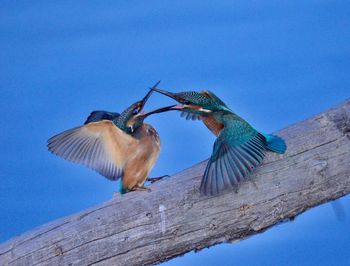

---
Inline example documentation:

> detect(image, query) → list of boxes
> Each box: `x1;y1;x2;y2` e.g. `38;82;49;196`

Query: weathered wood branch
1;99;350;266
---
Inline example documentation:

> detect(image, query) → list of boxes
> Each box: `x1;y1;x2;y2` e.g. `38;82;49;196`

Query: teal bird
48;82;174;194
152;88;287;195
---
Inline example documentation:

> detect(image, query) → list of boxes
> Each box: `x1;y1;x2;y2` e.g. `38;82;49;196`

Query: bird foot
146;175;170;183
131;186;151;192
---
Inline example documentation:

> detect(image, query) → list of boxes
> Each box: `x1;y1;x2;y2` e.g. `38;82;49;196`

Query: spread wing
200;120;267;195
47;120;134;180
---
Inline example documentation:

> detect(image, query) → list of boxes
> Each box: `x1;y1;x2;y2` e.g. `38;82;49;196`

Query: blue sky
0;1;349;265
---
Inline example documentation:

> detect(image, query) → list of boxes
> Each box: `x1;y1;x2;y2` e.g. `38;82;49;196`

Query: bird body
120;123;161;192
152;88;287;195
48;84;172;193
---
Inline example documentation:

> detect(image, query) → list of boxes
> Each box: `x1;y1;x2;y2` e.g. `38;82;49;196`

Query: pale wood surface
1;99;350;266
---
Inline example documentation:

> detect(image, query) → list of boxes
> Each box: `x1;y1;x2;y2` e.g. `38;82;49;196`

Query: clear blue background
1;1;349;265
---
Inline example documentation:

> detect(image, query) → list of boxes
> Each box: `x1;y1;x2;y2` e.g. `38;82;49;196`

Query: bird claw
146;175;170;183
131;186;151;192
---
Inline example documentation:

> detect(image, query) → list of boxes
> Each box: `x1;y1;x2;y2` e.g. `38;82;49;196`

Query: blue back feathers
84;111;120;124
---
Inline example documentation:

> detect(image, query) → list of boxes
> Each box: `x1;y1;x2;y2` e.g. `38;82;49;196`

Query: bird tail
262;133;287;154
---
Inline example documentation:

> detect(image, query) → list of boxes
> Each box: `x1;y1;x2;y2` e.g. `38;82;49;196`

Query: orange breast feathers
122;124;161;189
200;115;224;136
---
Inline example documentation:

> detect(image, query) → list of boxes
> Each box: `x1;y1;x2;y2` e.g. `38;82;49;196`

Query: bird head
120;81;176;133
151;88;232;115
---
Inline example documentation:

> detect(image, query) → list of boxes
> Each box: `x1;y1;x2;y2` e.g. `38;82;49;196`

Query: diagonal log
1;99;350;266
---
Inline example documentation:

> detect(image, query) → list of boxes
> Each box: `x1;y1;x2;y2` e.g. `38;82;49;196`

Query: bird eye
183;100;191;105
132;108;139;115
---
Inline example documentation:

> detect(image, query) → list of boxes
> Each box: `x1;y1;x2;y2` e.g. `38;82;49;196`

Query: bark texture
1;99;350;266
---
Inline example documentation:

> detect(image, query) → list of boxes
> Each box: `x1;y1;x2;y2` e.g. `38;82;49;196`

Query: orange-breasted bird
47;83;174;194
152;88;287;195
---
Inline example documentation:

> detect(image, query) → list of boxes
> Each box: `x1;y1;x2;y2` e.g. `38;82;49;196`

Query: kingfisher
152;88;287;195
47;82;174;194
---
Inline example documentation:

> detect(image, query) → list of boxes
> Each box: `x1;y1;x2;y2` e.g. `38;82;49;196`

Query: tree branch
1;99;350;266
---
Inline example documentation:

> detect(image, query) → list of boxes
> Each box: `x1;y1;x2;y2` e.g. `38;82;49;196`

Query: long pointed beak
150;80;161;90
139;80;161;110
140;89;153;110
138;104;179;119
151;87;178;101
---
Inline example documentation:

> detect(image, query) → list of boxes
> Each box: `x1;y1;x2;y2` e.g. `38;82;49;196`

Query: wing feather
200;120;267;195
180;111;201;121
48;120;134;181
223;151;237;186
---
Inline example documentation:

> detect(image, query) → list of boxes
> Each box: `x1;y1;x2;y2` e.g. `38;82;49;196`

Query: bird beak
138;104;179;119
140;89;153;110
139;81;162;111
151;87;189;110
151;87;178;101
